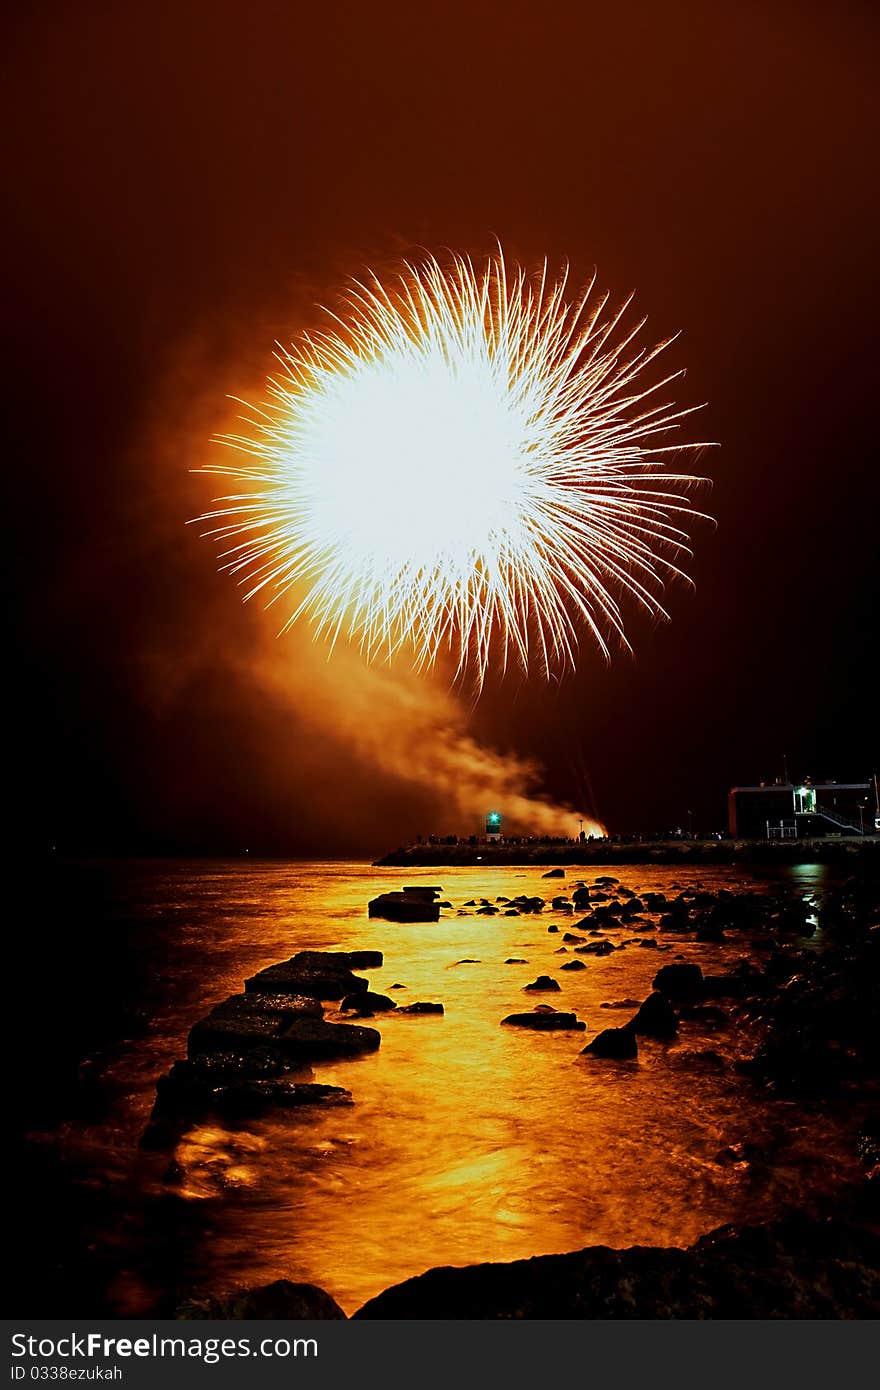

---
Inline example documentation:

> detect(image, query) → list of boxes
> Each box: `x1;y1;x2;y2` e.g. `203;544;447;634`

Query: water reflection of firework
198;250;714;686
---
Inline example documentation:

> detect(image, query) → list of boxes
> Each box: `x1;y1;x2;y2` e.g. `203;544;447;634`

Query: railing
796;806;866;835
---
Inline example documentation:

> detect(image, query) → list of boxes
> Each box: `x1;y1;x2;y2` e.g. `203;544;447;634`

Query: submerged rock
397;1001;444;1015
501;1009;585;1031
339;991;397;1015
574;940;616;957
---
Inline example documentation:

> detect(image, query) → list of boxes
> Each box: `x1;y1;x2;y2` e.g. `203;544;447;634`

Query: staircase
796;806;866;835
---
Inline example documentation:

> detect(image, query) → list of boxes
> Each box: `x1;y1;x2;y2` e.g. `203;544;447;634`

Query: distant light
488;812;501;824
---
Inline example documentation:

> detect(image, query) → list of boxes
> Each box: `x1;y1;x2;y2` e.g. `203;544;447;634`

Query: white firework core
199;251;712;684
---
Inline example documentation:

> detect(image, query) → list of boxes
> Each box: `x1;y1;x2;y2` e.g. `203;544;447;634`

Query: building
728;779;877;839
485;811;502;841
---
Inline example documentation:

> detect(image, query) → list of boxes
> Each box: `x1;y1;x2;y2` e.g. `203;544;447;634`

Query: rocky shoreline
374;838;880;868
150;867;880;1318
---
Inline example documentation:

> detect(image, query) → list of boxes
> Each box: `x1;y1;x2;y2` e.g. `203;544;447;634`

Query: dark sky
5;1;878;855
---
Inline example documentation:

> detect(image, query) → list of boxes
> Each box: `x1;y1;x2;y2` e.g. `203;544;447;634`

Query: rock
715;1142;766;1167
628;991;678;1039
637;938;659;948
353;1218;880;1318
503;910;521;916
279;1019;381;1059
245;961;369;1000
668;1048;726;1071
560;960;587;971
368;887;441;922
505;958;528;964
476;906;499;915
524;976;561;992
206;1079;354;1117
397;1001;444;1014
142;1052;351;1146
574;940;616;956
292;950;383;971
389;982;406;989
547;925;559;933
179;1279;347;1320
652;963;704;1002
340;991;397;1014
452;959;481;965
562;932;586;943
600;999;642;1010
542;868;565;878
678;1003;730;1027
501;1009;585;1031
552;897;573;911
582;1026;638;1059
188;993;322;1057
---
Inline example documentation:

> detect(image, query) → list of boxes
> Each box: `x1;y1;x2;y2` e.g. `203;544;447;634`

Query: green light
488;812;501;824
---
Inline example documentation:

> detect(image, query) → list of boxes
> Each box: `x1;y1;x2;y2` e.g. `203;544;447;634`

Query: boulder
652;963;705;1002
582;1026;638;1059
524;976;561;992
279;1019;380;1059
368;887;441;922
542;869;565;878
560;960;587;971
628;992;678;1039
397;1001;444;1014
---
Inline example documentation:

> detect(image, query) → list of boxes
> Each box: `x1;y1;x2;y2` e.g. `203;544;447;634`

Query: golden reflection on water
96;860;855;1314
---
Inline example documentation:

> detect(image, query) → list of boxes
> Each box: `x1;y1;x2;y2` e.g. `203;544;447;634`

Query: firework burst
197;250;714;684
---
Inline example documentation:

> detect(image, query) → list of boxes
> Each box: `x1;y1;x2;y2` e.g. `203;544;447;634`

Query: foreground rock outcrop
354;1217;880;1318
179;1279;347;1320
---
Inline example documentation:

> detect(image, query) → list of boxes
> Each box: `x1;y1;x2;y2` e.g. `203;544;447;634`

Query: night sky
6;1;877;855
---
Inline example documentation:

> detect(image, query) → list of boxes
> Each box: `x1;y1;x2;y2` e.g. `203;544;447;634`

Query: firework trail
197;250;713;686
